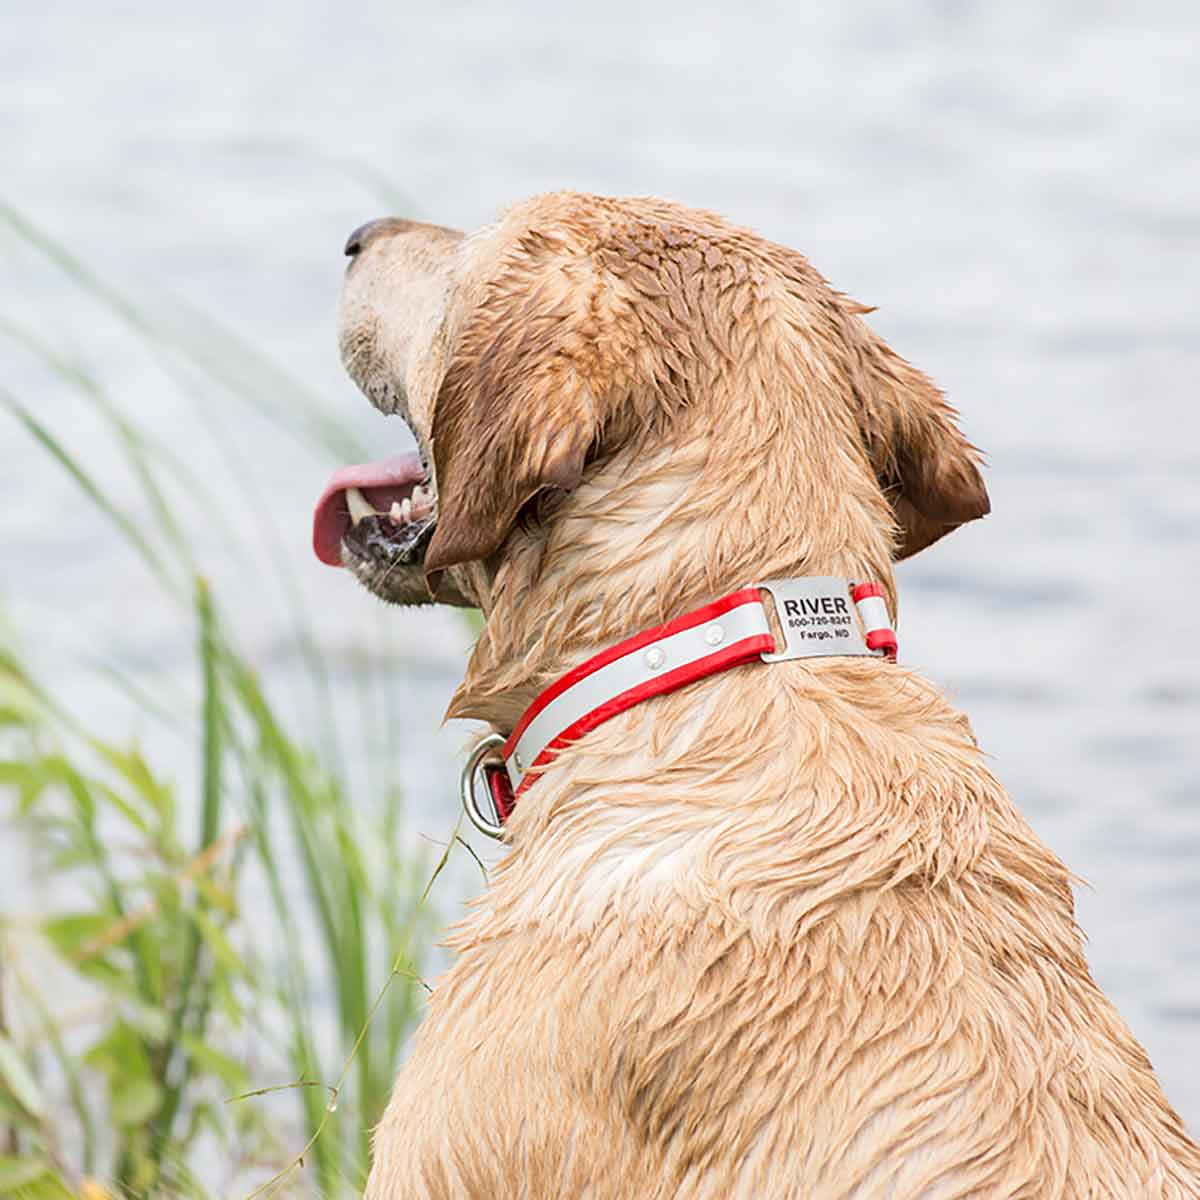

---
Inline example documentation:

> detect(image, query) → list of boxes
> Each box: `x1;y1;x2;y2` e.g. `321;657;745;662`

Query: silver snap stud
644;646;666;670
704;623;725;646
513;751;524;771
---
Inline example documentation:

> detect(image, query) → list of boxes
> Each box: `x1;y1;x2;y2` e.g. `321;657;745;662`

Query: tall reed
0;203;471;1198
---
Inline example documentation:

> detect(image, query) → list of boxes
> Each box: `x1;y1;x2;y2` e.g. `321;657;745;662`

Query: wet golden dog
317;193;1200;1198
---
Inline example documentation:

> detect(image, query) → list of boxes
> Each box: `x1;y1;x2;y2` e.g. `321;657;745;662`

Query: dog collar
460;577;897;838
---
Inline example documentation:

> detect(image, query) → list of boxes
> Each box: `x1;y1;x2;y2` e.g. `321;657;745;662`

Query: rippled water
4;0;1198;1129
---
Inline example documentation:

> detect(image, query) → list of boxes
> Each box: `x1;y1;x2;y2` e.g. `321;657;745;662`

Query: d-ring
460;733;508;839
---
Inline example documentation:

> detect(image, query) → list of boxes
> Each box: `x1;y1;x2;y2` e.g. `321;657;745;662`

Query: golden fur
335;192;1200;1198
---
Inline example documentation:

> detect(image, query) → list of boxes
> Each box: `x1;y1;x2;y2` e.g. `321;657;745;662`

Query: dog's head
316;193;988;636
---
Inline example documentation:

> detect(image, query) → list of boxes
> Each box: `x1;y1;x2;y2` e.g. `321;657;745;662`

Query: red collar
460;578;896;837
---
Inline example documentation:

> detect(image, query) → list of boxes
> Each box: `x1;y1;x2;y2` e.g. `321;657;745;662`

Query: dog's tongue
312;452;426;567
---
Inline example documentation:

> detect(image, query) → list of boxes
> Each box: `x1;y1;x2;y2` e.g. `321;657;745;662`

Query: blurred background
2;1;1197;1195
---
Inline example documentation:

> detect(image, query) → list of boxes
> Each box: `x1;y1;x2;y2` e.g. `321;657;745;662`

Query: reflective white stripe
854;593;891;634
506;601;770;792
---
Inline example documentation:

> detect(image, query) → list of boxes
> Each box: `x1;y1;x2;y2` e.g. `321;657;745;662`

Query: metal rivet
644;646;666;670
513;751;524;771
704;623;725;646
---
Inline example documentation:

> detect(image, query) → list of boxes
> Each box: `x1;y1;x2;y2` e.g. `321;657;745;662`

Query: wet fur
338;193;1200;1197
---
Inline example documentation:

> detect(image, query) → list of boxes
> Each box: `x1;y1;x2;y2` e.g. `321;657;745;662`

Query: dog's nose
343;218;398;259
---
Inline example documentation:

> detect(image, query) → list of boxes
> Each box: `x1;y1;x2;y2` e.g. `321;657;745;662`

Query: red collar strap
460;577;896;838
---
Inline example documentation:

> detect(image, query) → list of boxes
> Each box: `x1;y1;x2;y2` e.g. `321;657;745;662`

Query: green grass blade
152;578;226;1171
0;388;177;594
0;200;366;463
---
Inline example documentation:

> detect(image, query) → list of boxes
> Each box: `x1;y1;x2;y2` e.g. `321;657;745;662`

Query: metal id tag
756;577;872;662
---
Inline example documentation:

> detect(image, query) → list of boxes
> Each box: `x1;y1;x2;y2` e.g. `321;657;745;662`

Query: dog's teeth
400;498;413;523
345;487;375;526
389;501;405;523
410;485;434;520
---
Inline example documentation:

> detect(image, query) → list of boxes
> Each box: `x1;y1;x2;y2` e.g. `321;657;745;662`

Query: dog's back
368;664;1200;1198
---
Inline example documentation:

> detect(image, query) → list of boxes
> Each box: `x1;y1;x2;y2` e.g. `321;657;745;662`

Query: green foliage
0;203;471;1197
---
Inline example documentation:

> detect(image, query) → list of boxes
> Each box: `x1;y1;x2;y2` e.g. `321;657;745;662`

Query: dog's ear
424;255;610;586
848;324;990;559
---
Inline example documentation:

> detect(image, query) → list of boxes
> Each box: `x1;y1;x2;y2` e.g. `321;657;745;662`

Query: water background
3;0;1199;1129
